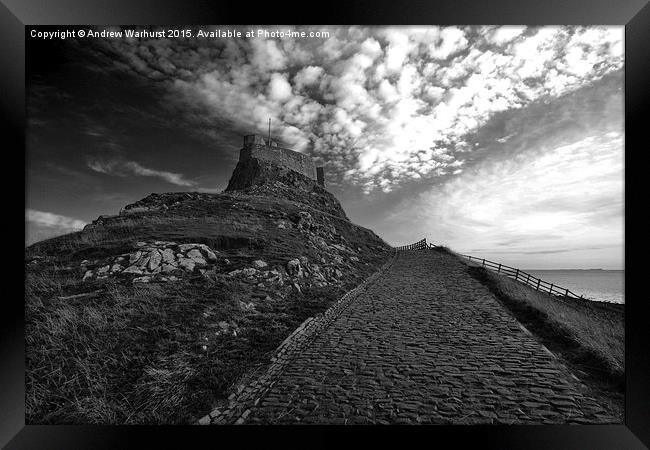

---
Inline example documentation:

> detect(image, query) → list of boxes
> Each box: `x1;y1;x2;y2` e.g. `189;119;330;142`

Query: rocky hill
25;157;392;424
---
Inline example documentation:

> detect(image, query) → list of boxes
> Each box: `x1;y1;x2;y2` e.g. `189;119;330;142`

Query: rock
242;268;257;276
133;276;152;283
350;256;359;262
239;300;256;312
193;244;218;262
110;264;123;273
277;219;292;229
179;243;198;252
202;248;218;262
178;258;196;272
334;269;343;278
298;256;308;266
82;270;94;281
228;269;242;277
129;251;142;265
154;240;175;246
97;265;110;274
292;282;302;293
252;260;268;269
161;248;175;264
187;249;207;265
135;242;147;247
148;250;162;271
286;259;301;276
297;211;314;229
136;255;151;268
224;259;231;265
161;263;176;274
123;265;144;275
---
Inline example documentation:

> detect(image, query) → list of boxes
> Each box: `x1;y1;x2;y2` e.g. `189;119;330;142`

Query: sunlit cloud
80;25;623;193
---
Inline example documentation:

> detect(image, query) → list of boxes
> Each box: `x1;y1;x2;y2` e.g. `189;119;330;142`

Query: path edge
196;250;398;425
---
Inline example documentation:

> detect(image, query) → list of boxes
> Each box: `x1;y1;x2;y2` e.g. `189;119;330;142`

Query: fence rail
460;254;587;300
395;239;589;301
395;238;429;251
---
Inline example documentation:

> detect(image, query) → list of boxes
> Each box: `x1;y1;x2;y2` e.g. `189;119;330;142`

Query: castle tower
239;134;319;182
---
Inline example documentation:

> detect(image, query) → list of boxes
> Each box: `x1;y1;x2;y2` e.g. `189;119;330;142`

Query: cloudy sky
26;25;624;269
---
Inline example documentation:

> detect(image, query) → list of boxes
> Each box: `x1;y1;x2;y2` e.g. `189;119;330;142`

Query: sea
523;270;624;304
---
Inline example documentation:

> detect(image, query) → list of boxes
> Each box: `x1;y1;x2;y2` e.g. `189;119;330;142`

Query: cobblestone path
243;250;617;424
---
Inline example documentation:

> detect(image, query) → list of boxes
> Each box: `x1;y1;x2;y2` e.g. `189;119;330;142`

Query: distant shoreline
524;269;624;272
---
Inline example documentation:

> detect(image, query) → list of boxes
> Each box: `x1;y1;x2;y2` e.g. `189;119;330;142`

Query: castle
239;134;325;187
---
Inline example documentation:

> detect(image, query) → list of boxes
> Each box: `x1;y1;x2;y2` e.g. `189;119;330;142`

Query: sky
26;25;624;269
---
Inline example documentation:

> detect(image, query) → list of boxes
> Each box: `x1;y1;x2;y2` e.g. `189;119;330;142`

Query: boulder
179;243;198;252
187;249;207;265
148;250;162;271
82;270;94;281
242;267;257;277
110;264;123;273
123;265;144;275
286;259;301;276
161;248;175;264
252;260;268;269
129;251;142;265
161;263;176;274
178;258;196;272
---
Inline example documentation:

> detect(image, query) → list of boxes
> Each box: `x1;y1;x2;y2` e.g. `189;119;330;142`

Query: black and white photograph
20;22;630;429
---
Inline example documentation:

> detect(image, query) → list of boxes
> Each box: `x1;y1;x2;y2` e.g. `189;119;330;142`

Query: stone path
238;250;617;424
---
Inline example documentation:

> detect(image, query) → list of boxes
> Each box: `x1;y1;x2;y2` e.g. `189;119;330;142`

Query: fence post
549;283;554;294
497;264;501;273
536;279;541;290
565;288;569;298
515;269;519;280
482;259;485;266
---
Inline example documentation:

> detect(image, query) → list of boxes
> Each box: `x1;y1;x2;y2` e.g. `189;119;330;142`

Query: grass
25;190;392;424
463;261;624;417
25;265;349;424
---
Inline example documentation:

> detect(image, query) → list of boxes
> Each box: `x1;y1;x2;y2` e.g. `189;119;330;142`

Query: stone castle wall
240;140;317;181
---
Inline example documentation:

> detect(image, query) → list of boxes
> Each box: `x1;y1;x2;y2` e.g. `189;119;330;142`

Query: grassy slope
25;192;391;424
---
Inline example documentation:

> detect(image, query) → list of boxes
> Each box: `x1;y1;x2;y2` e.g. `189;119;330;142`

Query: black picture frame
4;0;648;448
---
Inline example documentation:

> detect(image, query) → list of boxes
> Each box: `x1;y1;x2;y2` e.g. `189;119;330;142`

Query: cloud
87;157;196;186
380;131;623;267
26;209;87;231
267;73;293;102
487;26;526;45
79;25;623;194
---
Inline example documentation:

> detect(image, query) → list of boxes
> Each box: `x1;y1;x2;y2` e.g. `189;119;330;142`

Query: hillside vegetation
25;160;392;424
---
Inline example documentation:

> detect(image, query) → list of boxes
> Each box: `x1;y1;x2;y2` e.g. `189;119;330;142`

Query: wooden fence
395;239;589;301
460;254;588;300
395;238;429;251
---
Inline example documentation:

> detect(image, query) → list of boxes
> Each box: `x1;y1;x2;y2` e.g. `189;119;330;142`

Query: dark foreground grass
463;261;624;417
25;264;344;424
